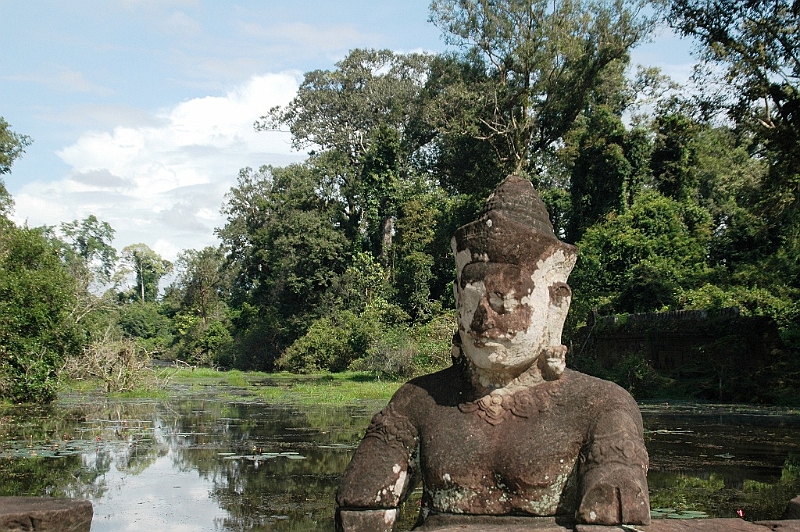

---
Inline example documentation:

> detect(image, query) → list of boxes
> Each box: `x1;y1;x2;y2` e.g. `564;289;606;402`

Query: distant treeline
1;0;798;403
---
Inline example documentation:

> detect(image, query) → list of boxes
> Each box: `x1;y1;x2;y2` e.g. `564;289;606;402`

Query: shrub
63;329;169;393
277;310;380;373
350;311;455;379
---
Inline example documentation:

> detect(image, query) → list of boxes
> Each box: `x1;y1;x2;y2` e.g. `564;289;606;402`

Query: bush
277;309;381;373
118;302;173;355
171;313;234;367
350;311;455;379
63;329;170;393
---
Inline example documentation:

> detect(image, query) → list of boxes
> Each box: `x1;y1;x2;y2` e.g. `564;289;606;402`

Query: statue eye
488;292;505;313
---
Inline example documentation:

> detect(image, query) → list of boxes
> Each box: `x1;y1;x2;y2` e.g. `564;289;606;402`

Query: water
2;387;800;530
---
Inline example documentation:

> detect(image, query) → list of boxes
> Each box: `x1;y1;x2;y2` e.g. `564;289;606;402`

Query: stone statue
336;176;650;531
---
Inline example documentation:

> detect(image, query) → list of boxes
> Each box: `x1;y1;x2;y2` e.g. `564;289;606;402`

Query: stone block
335;509;397;532
782;496;800;519
576;518;778;531
0;497;92;532
755;519;800;531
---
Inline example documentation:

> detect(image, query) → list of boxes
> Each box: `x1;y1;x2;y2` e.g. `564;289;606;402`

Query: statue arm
576;393;651;525
336;395;420;532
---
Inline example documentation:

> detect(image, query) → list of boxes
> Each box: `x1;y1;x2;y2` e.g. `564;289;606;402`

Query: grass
253;373;402;404
61;368;404;405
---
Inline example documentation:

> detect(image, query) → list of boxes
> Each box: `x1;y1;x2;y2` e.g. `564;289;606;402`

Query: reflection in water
2;394;800;530
642;401;800;520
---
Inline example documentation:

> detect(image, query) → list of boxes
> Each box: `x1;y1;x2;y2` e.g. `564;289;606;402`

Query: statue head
451;175;577;385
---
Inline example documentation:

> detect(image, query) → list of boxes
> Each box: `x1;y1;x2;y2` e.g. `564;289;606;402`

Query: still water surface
2;383;800;530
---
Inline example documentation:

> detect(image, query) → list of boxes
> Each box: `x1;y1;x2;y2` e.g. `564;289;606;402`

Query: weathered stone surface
415;514;572;530
407;517;800;531
577;519;800;531
335;508;397;532
782;496;800;519
0;496;92;532
337;176;650;530
756;519;800;530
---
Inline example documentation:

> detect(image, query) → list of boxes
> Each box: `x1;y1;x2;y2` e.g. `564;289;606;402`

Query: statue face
456;255;572;374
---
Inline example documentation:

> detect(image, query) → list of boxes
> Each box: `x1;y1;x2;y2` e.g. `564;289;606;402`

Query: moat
2;381;800;531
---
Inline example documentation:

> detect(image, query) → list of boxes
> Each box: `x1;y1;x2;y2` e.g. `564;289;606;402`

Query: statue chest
418;402;584;516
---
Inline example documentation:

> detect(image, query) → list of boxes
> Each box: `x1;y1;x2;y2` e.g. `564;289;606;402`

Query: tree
218;164;350;367
668;0;800;265
261;49;434;263
174;247;227;327
0;225;83;402
569;191;713;323
55;216;119;327
119;244;172;303
428;0;657;177
668;0;799;133
565;106;636;242
60;215;117;282
0;117;32;216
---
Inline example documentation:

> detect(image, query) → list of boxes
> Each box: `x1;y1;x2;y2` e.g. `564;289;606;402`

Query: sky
0;0;695;261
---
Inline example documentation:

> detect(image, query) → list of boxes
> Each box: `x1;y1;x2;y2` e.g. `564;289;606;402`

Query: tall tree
260;49;434;262
218;164;350;366
57;216;118;326
428;0;657;177
565;106;634;242
60;215;118;282
120;244;172;303
175;246;227;327
0;117;32;216
668;0;800;253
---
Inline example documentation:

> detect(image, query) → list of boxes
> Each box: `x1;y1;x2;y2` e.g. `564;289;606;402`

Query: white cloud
12;72;305;260
5;68;113;95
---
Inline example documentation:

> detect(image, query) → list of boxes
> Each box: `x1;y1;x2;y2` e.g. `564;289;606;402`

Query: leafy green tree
0;225;83;402
393;189;443;320
119;243;172;303
336;251;393;313
168;247;233;366
117;301;172;355
569;190;713;325
56;216;119;328
650;104;701;202
174;247;227;327
60;215;117;282
565;106;634;242
218;164;350;368
0;117;32;217
668;0;800;288
428;0;657;177
261;49;434;261
422;53;515;198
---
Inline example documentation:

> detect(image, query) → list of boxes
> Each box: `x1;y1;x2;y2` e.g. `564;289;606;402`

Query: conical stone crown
479;175;556;238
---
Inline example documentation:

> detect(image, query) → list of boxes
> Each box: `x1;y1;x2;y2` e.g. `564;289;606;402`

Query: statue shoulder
387;366;464;412
562;369;641;413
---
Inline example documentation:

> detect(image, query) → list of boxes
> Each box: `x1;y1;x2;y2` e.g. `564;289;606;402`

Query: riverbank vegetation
61;368;403;405
2;0;799;404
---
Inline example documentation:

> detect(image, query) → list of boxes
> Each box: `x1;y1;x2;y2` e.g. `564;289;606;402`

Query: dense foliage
2;0;799;403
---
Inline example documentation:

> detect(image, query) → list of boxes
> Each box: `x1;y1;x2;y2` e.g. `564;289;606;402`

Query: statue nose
470;299;497;336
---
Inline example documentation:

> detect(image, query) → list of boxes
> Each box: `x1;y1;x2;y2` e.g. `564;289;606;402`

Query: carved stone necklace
450;338;564;425
458;384;560;425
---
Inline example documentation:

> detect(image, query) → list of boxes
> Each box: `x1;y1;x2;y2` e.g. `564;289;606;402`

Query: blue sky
0;0;694;260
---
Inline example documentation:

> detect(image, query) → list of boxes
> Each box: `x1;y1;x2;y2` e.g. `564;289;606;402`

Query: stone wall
572;308;788;401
